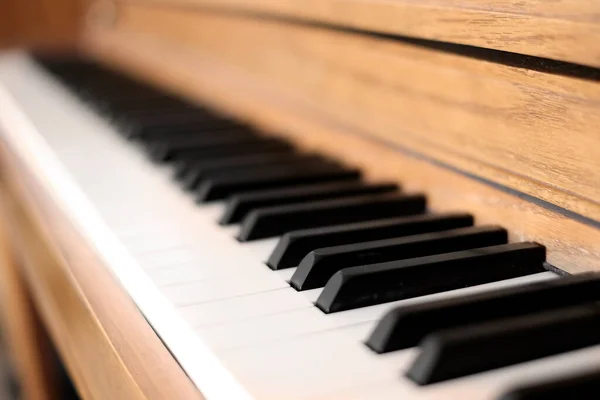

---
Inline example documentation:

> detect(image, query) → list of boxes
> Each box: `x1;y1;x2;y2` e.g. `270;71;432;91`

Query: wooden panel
0;0;83;50
83;18;600;274
121;0;600;68
0;139;204;399
86;4;600;222
0;207;61;400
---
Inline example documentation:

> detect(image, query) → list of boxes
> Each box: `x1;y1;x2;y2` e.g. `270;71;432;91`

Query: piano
0;2;598;399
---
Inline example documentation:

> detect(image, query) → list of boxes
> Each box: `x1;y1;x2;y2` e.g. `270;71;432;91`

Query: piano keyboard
0;52;599;399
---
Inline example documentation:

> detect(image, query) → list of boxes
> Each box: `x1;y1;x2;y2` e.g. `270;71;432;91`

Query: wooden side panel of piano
0;1;598;398
0;120;204;398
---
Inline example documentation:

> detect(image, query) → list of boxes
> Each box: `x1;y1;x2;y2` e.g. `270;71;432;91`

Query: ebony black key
100;98;198;116
149;135;277;162
169;140;295;165
407;303;600;385
126;119;247;141
291;225;508;291
174;150;293;182
129;124;249;143
182;154;328;191
499;371;600;400
367;273;600;354
316;242;546;313
117;111;219;128
267;213;474;270
96;95;192;113
114;106;212;121
238;193;426;241
140;130;252;150
170;138;294;164
197;164;363;203
117;112;233;130
143;129;254;154
220;181;398;225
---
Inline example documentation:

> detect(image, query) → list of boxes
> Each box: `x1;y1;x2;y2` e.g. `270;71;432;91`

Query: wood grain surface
120;0;600;68
83;21;600;274
86;4;600;222
0;138;204;400
0;0;82;50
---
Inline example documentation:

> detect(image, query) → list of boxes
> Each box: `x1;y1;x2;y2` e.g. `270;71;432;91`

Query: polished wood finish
83;19;600;274
0;138;204;400
124;0;600;68
85;4;600;223
0;207;61;400
0;0;83;50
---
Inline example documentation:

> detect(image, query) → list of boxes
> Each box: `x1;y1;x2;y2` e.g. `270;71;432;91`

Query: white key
161;270;288;306
275;268;297;282
180;288;313;327
220;330;413;399
302;287;323;303
196;307;337;350
239;237;280;261
148;262;253;287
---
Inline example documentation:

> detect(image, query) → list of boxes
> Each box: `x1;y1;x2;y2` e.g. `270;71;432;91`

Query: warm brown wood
121;0;600;68
0;139;204;399
83;19;600;274
0;203;62;400
85;4;600;223
0;0;83;50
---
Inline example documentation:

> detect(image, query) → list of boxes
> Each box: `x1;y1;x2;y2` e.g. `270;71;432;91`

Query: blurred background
0;0;82;51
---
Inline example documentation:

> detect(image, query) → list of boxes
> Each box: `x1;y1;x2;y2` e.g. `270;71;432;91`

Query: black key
238;193;426;241
220;181;399;224
291;226;508;291
118;111;219;128
267;213;474;270
100;96;195;114
173;150;293;181
316;242;546;313
149;135;274;162
133;125;249;144
159;137;293;163
175;149;306;182
141;130;252;151
407;302;600;385
197;164;362;203
182;154;328;191
367;272;600;353
499;371;600;400
114;106;212;120
127;120;247;141
169;140;294;165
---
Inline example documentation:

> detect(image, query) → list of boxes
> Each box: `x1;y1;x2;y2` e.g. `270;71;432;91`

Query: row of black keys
38;58;600;398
